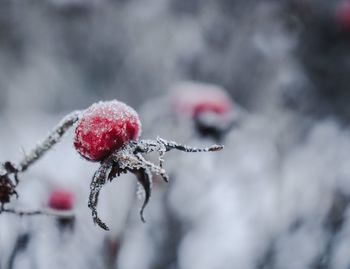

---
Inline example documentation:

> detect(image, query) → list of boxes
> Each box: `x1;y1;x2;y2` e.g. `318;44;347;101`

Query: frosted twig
88;156;114;231
157;137;224;152
133;166;152;223
0;110;81;216
1;207;75;218
18;110;81;172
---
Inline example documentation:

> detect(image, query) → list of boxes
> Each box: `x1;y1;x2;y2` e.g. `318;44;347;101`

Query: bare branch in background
1;207;75;218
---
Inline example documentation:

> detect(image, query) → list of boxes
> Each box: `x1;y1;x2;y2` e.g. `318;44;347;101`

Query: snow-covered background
1;0;350;268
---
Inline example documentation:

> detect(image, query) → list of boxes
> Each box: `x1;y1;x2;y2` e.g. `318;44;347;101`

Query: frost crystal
74;100;142;161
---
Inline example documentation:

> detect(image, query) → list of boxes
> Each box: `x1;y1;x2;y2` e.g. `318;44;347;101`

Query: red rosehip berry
74;100;141;161
48;188;74;210
171;82;232;118
336;1;350;30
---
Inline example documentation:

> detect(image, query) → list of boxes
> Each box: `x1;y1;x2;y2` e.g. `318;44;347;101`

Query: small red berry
74;100;141;161
171;82;232;117
48;188;74;210
336;1;350;30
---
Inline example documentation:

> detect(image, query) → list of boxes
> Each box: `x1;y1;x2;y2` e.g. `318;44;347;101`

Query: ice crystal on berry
74;100;141;161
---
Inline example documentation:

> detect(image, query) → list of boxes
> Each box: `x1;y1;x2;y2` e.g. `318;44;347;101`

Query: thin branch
134;138;223;155
157;137;224;153
0;111;82;214
1;207;75;218
18;110;81;172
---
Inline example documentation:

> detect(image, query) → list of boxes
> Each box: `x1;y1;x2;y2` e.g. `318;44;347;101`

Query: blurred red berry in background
48;188;74;211
336;0;350;30
171;82;232;118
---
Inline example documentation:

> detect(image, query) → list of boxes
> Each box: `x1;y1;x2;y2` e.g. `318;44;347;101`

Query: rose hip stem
0;110;81;216
18;110;81;173
2;208;75;218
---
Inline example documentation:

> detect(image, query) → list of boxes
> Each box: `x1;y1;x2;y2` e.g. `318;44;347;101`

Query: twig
1;207;75;218
18;110;81;172
0;111;82;213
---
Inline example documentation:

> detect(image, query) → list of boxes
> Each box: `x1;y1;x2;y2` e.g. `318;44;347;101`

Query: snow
1;0;350;268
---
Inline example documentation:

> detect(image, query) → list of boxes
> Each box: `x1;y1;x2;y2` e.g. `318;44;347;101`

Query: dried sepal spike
2;207;75;218
87;139;222;230
19;110;81;172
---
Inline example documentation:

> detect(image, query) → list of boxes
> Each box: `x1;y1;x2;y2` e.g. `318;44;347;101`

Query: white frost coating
18;110;81;172
79;100;142;137
74;100;142;160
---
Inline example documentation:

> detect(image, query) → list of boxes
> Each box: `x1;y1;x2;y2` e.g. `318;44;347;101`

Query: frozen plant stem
1;207;75;218
0;110;81;215
18;110;81;172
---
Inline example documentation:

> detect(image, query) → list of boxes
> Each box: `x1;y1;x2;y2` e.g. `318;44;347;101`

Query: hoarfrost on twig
0;110;81;216
1;207;75;218
18;110;81;172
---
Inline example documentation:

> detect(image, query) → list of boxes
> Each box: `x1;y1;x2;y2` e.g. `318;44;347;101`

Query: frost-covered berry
48;188;74;210
74;100;141;161
171;82;232;117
